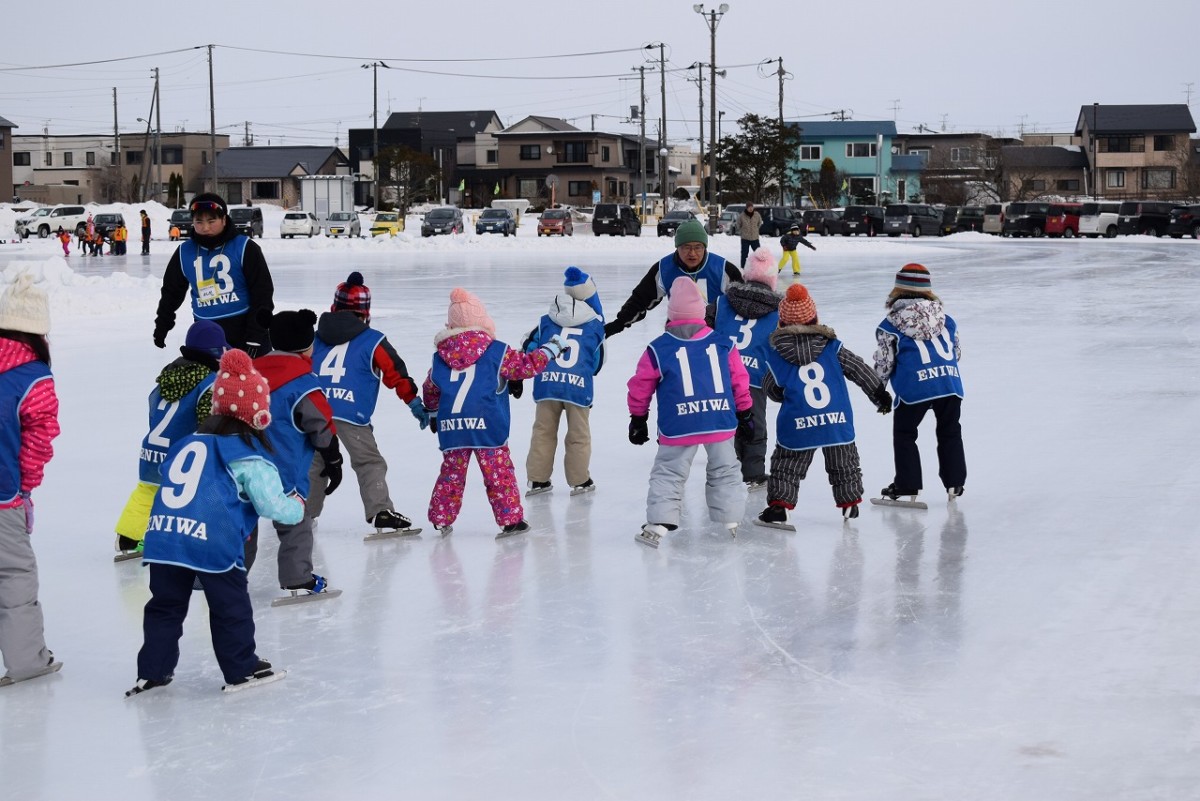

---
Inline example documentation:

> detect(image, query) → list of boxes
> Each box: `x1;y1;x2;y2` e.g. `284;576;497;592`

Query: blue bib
531;316;605;407
262;371;323;497
142;433;267;573
658;252;730;304
714;297;778;388
878;316;964;406
431;340;509;450
0;362;52;503
138;374;216;483
312;330;386;426
647;330;737;438
180;236;251;320
767;342;856;450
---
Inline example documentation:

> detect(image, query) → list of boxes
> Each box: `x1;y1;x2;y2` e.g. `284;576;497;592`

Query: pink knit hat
666;276;706;322
211;349;272;430
743;247;777;291
446;287;495;337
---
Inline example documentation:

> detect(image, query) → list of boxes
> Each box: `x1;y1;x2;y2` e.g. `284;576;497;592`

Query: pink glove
20;491;33;534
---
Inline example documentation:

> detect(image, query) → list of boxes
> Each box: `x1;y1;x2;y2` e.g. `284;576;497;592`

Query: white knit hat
0;273;51;335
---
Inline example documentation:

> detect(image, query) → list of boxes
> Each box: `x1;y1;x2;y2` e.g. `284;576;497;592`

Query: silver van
1078;202;1121;238
982;203;1008;235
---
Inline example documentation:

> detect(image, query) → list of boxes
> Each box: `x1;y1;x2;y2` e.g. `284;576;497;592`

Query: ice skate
569;478;596;496
525;481;553;497
113;535;143;563
363;510;422;541
221;659;287;693
744;476;768;492
271;574;343;607
754;504;795;532
2;654;63;688
124;676;171;697
841;503;860;520
497;520;531;539
725;522;738;539
635;523;670;549
870;483;928;510
947;486;965;501
436;524;454;538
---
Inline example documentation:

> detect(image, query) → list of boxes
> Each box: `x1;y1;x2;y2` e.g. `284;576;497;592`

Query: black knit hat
268;309;318;353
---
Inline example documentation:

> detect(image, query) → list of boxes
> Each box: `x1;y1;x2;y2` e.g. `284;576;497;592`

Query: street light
695;3;728;233
362;61;391;209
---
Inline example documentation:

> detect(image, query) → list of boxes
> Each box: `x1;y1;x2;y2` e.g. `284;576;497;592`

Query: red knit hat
211;349;272;430
332;271;371;321
778;283;817;326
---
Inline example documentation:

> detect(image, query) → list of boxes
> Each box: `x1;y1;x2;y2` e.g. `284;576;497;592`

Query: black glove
317;442;343;495
871;386;893;414
805;242;818;251
604;320;624;339
153;329;167;349
736;408;755;440
628;414;650;445
428;414;439;435
507;380;524;399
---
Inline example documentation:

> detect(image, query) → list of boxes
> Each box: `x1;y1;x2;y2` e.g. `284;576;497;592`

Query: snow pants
733;385;768;482
892;396;966;491
646;437;743;528
0;506;52;681
777;249;801;275
525;400;592;487
306;422;395;523
137;563;258;685
766;442;864;509
114;481;157;542
429;445;524;529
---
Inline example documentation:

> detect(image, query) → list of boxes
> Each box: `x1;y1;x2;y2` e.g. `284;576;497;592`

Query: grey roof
1076;104;1196;135
0;115;16;128
1002;145;1089;168
382;110;501;135
503;115;580;133
215;146;346;179
788;120;898;138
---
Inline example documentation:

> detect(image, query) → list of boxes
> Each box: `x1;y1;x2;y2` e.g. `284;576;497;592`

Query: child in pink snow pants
422;288;568;537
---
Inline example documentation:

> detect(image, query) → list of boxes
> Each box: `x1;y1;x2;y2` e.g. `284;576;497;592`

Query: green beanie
674;218;708;248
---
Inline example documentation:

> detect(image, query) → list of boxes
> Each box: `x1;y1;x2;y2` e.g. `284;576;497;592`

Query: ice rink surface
1;219;1197;800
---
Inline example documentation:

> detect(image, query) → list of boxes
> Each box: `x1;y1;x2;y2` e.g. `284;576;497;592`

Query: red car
1045;202;1082;238
537;208;574;237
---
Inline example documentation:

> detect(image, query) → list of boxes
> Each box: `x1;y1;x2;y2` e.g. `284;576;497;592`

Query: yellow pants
114;481;158;542
778;250;801;274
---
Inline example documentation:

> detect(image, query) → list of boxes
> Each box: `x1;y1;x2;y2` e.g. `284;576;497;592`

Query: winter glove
317;442;344;496
428;413;439;435
20;491;32;534
407;398;430;430
871;385;894;414
805;241;817;251
604;320;624;339
736;409;755;440
539;334;570;362
153;329;167;349
628;414;650;446
507;380;524;399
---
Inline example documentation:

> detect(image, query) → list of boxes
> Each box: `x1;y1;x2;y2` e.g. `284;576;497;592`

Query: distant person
736;202;764;268
113;222;128;255
778;223;816;275
153;193;275;355
140;209;151;255
56;227;70;257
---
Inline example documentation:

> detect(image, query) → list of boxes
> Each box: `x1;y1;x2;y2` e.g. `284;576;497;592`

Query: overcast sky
2;0;1195;148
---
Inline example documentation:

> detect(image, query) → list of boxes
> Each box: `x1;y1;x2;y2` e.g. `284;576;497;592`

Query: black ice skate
569;479;596;496
754;504;795;532
272;574;343;607
497;520;531;539
870;483;928;510
113;535;143;563
124;675;172;698
525;481;553;497
947;486;965;501
841;503;860;520
221;659;287;694
364;510;422;542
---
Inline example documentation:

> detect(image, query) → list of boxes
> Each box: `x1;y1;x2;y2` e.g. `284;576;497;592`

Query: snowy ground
0;221;1197;801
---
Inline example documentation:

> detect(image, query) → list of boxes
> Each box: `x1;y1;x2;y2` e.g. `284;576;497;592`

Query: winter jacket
0;338;59;509
764;323;890;411
735;209;764;241
316;310;419;404
421;329;552;412
872;297;961;381
780;231;814;252
253;353;337;452
626;320;752;446
609;251;742;333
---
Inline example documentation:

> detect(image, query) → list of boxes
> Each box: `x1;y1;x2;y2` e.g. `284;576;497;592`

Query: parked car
16;204;88;239
982;202;1008;235
592;203;641;236
802;208;843;236
718;204;745;235
1045;203;1083;238
228;206;264;238
537;208;574;237
572;206;595;223
422;207;465;237
1001;202;1052;237
280;211;320;239
757;205;800;237
883;203;941;237
92;213;126;238
1078;202;1121;238
168;209;194;239
839;205;884;236
323;211;361;238
1116;201;1176;237
657;209;697;238
954;206;986;232
369;211;402;237
474;207;517;237
1166;204;1200;239
937;206;962;236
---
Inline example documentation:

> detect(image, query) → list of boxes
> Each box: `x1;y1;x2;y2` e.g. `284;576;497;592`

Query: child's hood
887;298;946;341
769;323;837;367
435;329;494;371
546;293;599;328
0;338;39;374
156;357;214;403
724;281;781;320
316;309;369;347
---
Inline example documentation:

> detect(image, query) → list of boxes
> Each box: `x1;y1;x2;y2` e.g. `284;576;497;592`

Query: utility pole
776;57;788;205
207;44;217;195
891;99;901;122
362;61;390;209
695;4;728;232
112;87;120;203
638;66;647;220
153;67;162;204
653;43;668;211
693;64;704;204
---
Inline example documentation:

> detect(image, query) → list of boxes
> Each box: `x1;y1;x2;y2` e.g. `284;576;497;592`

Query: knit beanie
189;192;229;219
332;271;371;321
268;309;318;353
183;319;228;359
0;273;50;335
666;276;706;321
894;263;933;293
211;349;271;430
778;283;818;326
742;247;778;291
674;218;708;248
446;288;496;337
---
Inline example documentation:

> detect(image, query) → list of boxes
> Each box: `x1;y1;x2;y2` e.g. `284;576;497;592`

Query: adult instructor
153;193;275;356
736;201;764;269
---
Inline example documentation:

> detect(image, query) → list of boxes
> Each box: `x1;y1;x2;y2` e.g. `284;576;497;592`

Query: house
1;115;16;202
1076;104;1197;199
1000;145;1089;201
213;145;349;208
893;132;1020;205
788;120;919;205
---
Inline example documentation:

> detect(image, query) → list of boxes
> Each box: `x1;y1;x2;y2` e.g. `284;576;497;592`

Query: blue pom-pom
564;266;586;286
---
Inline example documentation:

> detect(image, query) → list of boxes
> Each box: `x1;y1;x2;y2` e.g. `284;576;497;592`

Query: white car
16;204;89;239
280;211;320;239
323;211;361;238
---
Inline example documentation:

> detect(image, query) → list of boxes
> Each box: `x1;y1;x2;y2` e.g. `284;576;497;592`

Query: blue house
788;120;925;205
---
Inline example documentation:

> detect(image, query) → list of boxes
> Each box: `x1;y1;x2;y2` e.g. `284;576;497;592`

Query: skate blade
113;551;142;563
363;527;423;542
569;484;596;497
753;519;796;532
1;661;63;687
495;526;529;540
524;486;553;497
869;497;928;510
221;669;287;694
745;482;768;493
634;532;661;549
270;588;343;608
437;525;453;538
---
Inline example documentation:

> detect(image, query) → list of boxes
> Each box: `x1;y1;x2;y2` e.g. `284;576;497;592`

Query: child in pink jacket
626;276;754;547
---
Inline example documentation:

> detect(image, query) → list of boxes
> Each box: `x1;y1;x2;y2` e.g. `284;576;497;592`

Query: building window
519;144;541;160
1142;168;1176;190
568;180;591;197
486;149;497;164
563;142;588;163
1100;136;1145;153
161;146;184;165
1153;135;1175;151
125;151;143;165
85;151;95;166
845;142;877;158
601;145;611;162
518;178;540;197
799;145;822;160
64;152;73;167
1031;179;1046;191
1056;179;1081;191
0;132;4;150
908;148;930;158
1106;169;1125;188
44;152;52;166
251;181;279;199
950;147;972;163
14;152;31;166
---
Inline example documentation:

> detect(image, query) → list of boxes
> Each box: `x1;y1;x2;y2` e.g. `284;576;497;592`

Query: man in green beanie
604;218;743;338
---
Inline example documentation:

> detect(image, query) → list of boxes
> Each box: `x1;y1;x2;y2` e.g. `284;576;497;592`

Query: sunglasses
190;200;224;216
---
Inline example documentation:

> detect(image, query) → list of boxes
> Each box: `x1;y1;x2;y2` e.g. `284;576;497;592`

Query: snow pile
0;256;159;319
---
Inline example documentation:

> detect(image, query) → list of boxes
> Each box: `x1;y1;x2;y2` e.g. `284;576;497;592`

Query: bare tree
376;144;439;213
